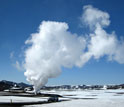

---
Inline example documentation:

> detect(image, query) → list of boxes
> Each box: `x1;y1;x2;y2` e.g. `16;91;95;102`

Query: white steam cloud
80;5;124;64
24;5;124;92
24;21;86;92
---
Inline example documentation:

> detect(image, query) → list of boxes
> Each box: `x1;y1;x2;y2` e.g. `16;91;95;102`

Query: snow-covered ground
24;98;124;107
0;96;47;103
25;89;124;107
0;89;124;107
39;89;124;99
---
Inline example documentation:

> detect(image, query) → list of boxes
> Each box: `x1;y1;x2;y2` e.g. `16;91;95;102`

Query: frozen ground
24;89;124;107
0;96;47;103
0;89;124;107
24;99;124;107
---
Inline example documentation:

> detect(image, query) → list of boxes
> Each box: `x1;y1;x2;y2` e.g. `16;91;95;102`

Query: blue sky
0;0;124;85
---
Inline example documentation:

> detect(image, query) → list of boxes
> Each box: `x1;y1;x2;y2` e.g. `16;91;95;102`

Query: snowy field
0;89;124;107
24;89;124;107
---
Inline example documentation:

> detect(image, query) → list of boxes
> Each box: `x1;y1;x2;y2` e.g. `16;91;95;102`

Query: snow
40;89;124;99
0;89;124;107
0;96;47;103
24;89;124;107
24;99;124;107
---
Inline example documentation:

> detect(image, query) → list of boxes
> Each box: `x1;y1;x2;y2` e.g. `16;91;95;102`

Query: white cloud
80;5;124;64
88;26;117;59
23;5;124;92
10;51;14;59
13;61;23;71
24;21;86;92
81;5;110;29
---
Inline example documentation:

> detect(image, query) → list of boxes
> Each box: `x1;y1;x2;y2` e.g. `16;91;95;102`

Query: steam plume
80;5;124;64
24;5;124;92
24;21;86;92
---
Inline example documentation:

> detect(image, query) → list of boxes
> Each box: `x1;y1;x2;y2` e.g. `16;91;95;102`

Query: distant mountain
0;80;32;91
0;80;14;91
18;82;31;88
